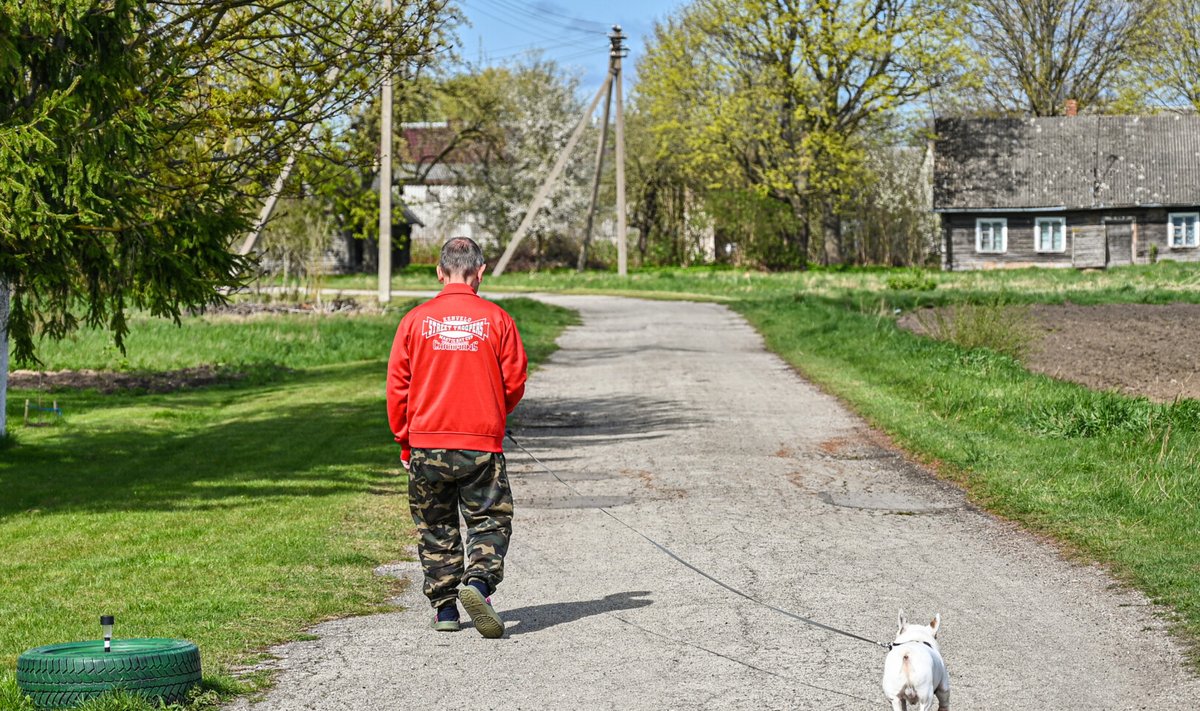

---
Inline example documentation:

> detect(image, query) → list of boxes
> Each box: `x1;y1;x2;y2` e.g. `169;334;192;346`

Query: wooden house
933;115;1200;270
399;121;490;247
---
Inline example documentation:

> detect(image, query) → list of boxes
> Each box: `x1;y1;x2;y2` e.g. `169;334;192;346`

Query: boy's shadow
499;591;653;636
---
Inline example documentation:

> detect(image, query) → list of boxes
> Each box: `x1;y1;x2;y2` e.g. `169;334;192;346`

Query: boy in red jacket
386;237;528;638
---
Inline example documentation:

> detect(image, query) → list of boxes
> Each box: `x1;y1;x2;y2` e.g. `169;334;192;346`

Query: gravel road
229;295;1198;710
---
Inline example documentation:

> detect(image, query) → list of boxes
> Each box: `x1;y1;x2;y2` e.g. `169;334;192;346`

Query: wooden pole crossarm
578;64;616;272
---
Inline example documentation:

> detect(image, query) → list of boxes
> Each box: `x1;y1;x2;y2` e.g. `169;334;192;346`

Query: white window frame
1168;212;1199;248
1035;217;1067;253
975;218;1007;254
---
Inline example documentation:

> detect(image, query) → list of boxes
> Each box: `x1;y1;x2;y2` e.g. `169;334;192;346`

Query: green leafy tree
1140;0;1200;110
258;198;337;299
0;0;453;436
844;143;938;266
638;0;964;267
623;106;709;266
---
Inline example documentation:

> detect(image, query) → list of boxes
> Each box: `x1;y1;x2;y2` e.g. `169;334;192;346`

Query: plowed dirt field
904;303;1200;402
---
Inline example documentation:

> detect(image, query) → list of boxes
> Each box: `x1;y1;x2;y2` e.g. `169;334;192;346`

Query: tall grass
913;297;1036;360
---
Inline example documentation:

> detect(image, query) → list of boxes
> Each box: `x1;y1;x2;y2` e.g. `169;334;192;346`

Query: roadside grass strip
0;298;577;710
736;296;1200;664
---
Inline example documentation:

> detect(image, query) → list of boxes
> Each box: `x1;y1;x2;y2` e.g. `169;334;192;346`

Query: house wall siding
1139;209;1200;264
943;213;1081;270
943;209;1200;270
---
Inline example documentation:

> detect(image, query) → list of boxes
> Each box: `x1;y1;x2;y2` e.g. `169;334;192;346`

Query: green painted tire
16;638;201;708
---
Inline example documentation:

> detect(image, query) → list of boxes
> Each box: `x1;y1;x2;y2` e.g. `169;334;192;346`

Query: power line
461;0;603;42
474;34;605;64
476;45;607;68
489;0;608;35
461;0;578;43
547;46;607;64
457;1;610;67
486;37;587;55
495;0;588;23
483;47;600;65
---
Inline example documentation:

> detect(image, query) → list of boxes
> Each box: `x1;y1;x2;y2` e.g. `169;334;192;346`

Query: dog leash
505;432;893;651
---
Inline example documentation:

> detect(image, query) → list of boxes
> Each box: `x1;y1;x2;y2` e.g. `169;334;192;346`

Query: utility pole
377;0;394;304
495;25;630;278
612;25;628;276
578;47;615;272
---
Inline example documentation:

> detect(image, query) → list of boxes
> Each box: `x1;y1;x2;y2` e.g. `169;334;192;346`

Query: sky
452;0;685;98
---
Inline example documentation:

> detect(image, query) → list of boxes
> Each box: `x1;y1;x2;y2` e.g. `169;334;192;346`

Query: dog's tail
901;653;919;704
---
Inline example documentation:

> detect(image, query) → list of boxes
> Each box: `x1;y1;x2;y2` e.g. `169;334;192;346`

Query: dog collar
887;641;934;650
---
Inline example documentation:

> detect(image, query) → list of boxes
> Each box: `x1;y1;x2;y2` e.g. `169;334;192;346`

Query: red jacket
387;284;528;461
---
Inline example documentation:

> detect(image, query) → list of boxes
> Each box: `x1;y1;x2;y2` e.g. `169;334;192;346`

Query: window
1169;213;1199;248
1035;217;1066;253
976;218;1007;253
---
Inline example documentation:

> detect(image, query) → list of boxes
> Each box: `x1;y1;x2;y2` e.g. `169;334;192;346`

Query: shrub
886;270;937;291
914;297;1035;360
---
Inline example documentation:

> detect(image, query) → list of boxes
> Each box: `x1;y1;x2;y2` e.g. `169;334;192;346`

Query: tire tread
16;640;201;708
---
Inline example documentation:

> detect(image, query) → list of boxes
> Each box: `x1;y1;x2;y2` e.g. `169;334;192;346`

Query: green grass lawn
0;298;578;710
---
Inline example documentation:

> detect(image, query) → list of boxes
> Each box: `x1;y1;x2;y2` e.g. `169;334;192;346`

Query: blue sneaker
431;604;460;633
459;583;504;639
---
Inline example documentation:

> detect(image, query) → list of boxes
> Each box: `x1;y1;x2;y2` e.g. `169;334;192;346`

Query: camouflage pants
408;448;513;609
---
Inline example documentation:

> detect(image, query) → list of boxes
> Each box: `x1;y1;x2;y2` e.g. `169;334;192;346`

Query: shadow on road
499;591;654;636
511;394;704;453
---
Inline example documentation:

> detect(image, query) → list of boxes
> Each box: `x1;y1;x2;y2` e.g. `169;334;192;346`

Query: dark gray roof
933;115;1200;212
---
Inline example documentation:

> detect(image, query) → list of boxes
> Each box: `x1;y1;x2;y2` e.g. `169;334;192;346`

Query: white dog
881;611;949;711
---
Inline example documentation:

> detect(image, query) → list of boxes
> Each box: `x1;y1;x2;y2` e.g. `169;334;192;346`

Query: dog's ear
930;613;941;638
897;609;906;634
